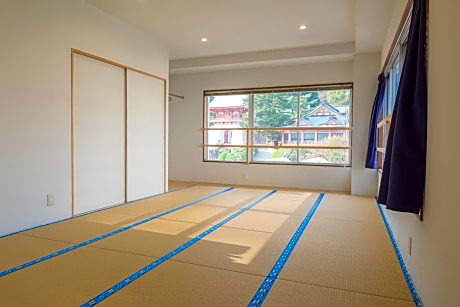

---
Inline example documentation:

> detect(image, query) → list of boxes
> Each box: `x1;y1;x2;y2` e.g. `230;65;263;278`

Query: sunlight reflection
134;219;199;236
163;205;227;224
271;191;313;201
225;211;290;233
188;227;272;264
79;212;137;225
251;199;304;214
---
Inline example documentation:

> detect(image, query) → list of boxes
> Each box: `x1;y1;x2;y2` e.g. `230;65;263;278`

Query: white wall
378;1;460;306
169;61;354;191
0;0;168;236
351;53;380;196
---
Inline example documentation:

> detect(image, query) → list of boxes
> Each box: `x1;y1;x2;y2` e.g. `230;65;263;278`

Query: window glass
206;147;246;162
303;133;315;143
207;95;249;128
204;87;352;166
253;92;298;128
317;133;329;141
253;148;297;163
206;130;246;145
299;149;349;165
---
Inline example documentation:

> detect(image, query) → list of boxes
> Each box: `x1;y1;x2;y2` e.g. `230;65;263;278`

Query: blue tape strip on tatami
80;190;278;307
376;201;423;307
0;185;196;239
0;187;234;278
247;193;325;307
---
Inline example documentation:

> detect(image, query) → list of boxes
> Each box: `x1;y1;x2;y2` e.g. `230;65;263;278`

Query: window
203;84;352;166
317;133;329;141
284;134;289;143
303;133;315;143
332;132;343;138
377;8;411;170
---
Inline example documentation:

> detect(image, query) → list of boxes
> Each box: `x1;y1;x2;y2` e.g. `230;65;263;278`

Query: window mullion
296;92;300;163
248;94;254;162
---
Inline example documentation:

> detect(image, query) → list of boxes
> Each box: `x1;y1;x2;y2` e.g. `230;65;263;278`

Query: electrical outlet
243;173;248;181
409;236;412;256
47;194;54;207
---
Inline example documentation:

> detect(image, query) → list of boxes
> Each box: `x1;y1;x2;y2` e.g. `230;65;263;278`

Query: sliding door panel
127;70;164;201
74;54;125;214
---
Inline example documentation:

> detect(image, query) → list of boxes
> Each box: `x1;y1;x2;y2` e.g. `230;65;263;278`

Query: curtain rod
204;84;353;96
381;0;414;74
169;93;184;99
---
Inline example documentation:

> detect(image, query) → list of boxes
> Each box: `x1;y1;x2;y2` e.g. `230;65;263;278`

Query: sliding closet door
74;54;125;214
126;70;164;201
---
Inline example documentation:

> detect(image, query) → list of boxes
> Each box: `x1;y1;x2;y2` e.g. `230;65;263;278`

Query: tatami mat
264;279;414;307
277;195;413;301
98;260;264;307
91;216;213;258
0;235;71;271
314;193;383;222
91;188;270;259
22;217;131;244
0;185;415;307
0;246;154;306
249;193;318;216
16;185;229;244
173;226;290;276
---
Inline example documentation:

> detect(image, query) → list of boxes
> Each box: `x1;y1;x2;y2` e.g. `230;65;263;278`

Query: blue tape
0;187;233;278
0;185;196;239
247;193;325;307
80;190;278;307
376;200;423;307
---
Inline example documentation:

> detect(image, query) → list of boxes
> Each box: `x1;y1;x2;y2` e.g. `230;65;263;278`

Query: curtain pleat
365;74;386;169
378;0;427;213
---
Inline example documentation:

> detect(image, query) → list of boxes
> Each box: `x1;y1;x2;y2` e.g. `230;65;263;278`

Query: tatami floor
0;183;415;306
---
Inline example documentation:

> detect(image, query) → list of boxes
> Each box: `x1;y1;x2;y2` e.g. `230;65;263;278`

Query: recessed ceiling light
201;37;208;42
299;24;307;30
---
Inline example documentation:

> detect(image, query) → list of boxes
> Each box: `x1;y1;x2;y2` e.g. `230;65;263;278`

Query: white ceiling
88;0;356;59
88;0;397;72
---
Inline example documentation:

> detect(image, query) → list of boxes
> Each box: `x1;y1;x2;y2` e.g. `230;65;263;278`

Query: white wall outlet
47;194;54;206
243;173;249;181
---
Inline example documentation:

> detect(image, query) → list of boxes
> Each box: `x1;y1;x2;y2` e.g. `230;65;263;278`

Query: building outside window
203;85;352;166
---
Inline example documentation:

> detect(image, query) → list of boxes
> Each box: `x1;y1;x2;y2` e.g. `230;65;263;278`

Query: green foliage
253;93;298;128
326;90;350;107
299;137;348;163
271;149;281;158
217;151;229;160
239;90;349;128
279;148;298;162
217;148;246;161
300;92;321;115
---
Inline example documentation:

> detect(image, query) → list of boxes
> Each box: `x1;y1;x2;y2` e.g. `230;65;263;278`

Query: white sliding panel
74;54;125;214
127;70;164;201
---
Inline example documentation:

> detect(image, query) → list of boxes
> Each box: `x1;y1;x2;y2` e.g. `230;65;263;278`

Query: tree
326;90;350;107
300;92;321;117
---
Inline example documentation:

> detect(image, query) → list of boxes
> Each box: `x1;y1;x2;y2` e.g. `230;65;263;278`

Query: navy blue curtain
365;74;386;169
378;0;427;213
